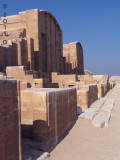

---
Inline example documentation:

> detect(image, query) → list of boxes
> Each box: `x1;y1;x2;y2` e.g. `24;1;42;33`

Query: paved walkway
47;84;120;160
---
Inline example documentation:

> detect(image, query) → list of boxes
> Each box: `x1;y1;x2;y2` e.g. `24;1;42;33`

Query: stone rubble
79;97;115;128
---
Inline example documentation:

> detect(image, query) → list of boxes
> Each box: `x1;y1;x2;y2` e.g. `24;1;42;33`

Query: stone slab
79;110;96;120
97;110;111;127
104;98;115;105
92;115;105;128
102;104;114;113
90;98;106;109
85;108;100;112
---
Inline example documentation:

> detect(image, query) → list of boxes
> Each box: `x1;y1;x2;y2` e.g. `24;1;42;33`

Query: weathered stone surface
0;10;64;78
0;80;21;160
63;42;84;75
102;104;114;113
79;110;96;120
79;97;115;128
104;98;115;105
90;98;106;108
0;8;115;160
97;110;111;127
101;98;115;113
104;114;111;127
21;87;77;151
92;115;105;128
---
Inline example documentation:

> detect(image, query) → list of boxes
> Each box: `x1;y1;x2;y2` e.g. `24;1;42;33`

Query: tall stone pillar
17;40;22;66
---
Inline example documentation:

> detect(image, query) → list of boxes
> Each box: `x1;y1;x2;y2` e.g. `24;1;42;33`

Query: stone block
79;110;96;120
90;98;106;108
102;104;114;113
0;79;21;160
97;110;111;127
92;115;105;128
21;88;77;151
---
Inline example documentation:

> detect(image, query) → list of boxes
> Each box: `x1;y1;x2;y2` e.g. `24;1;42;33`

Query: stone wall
0;80;21;160
0;37;34;72
0;10;85;78
63;42;84;75
51;72;77;83
0;9;63;78
21;88;77;151
77;75;110;98
74;84;98;110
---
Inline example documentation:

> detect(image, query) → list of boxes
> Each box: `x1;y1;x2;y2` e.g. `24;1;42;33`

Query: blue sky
0;0;120;76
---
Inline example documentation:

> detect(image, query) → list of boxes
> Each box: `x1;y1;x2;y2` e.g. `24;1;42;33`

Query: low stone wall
92;75;109;83
51;72;77;83
74;84;98;110
77;90;89;109
0;80;21;160
21;88;77;151
77;75;95;84
77;75;110;98
97;83;109;98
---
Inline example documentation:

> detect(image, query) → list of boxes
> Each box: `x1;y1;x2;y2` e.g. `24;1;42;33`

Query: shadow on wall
21;120;49;151
21;118;77;152
21;124;33;139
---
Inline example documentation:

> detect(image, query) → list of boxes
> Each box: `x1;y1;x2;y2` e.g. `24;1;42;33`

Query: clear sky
0;0;120;76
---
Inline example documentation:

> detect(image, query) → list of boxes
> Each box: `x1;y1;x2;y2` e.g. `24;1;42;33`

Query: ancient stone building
0;8;115;159
0;9;63;78
0;36;34;73
0;79;21;160
63;42;84;75
21;87;77;151
0;9;84;78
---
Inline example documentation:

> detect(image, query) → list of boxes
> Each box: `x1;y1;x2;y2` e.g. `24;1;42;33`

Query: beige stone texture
63;42;84;75
21;88;77;151
0;80;21;160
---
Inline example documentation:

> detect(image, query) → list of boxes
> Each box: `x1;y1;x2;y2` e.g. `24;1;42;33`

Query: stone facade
0;9;84;78
0;80;21;160
0;37;34;73
63;42;84;75
0;10;63;78
21;88;77;151
0;8;115;159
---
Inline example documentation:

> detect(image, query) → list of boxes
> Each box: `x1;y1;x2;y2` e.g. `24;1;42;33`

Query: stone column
17;40;22;66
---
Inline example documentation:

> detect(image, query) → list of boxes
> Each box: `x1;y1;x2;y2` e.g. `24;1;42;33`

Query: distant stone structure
84;69;93;75
0;9;115;159
0;9;84;78
63;42;84;75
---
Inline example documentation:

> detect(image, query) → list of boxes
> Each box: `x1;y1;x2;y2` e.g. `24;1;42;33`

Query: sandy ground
47;84;120;160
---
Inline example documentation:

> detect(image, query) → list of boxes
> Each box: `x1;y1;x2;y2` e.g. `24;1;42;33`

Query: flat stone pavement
47;84;120;160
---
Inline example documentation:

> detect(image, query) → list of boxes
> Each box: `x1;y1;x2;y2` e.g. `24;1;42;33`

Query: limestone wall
21;88;77;151
77;75;110;98
51;72;77;83
74;84;98;110
63;42;84;75
0;9;63;78
0;80;21;160
0;37;34;72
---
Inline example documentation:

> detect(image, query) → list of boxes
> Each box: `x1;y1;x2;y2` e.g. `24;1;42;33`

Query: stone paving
79;96;115;128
